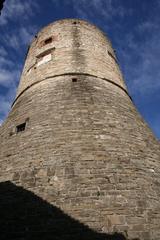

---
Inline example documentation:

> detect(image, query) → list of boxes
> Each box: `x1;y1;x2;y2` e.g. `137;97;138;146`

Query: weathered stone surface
0;19;160;240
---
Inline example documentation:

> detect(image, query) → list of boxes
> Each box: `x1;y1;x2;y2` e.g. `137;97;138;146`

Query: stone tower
0;19;160;240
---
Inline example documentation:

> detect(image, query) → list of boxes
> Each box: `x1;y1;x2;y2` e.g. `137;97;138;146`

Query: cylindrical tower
0;19;160;240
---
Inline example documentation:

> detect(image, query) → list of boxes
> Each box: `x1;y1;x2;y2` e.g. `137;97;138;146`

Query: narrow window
27;68;32;74
72;78;77;82
44;37;52;45
36;48;55;67
108;50;118;63
27;66;32;74
37;53;52;67
16;122;26;133
108;51;114;59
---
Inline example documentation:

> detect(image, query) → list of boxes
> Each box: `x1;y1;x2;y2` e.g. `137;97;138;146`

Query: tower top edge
35;18;110;43
40;18;102;31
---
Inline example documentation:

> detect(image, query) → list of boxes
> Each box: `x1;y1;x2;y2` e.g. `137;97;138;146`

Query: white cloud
0;96;11;117
0;85;17;125
0;56;13;68
0;60;21;114
0;0;39;25
51;0;130;23
0;68;19;124
0;1;39;124
0;46;8;56
70;0;129;22
1;25;38;51
0;69;20;87
117;22;160;97
19;26;38;45
137;21;158;33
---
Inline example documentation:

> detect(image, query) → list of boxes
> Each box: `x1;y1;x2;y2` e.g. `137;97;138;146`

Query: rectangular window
72;78;77;82
36;48;55;67
37;53;52;66
27;68;32;74
44;37;52;45
16;123;26;133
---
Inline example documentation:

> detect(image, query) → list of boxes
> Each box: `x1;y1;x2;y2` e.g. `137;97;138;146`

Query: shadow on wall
0;181;138;240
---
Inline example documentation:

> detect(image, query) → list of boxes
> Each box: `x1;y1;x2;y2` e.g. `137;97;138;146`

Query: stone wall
0;19;160;240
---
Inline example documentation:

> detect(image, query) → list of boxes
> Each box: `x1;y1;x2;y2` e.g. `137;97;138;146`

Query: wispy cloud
137;21;159;33
0;46;20;88
0;84;17;125
0;0;39;25
51;0;132;24
0;67;20;124
0;95;12;122
117;20;160;97
69;0;132;27
0;55;13;68
0;69;20;87
0;46;8;57
0;62;19;123
0;0;40;125
1;25;38;50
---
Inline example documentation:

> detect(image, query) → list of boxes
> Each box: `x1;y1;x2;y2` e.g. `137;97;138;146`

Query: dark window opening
37;47;55;58
27;64;36;74
72;78;77;82
73;21;77;25
44;37;52;45
27;67;31;73
16;122;26;133
108;51;118;63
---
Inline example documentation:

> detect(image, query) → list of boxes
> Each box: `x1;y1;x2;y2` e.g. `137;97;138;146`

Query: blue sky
0;0;160;139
